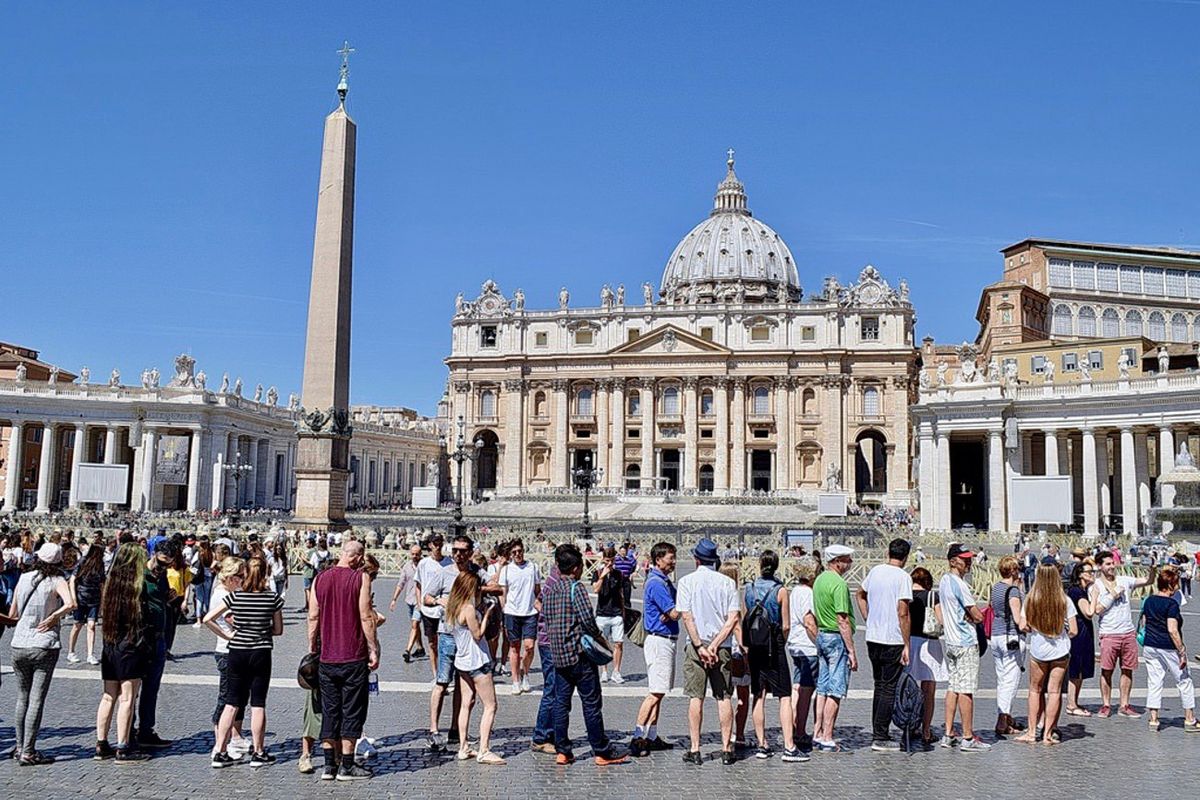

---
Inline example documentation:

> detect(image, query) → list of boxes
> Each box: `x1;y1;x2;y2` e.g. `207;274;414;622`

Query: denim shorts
790;653;819;688
459;662;493;680
504;613;538;641
407;603;420;623
816;631;850;699
435;633;458;686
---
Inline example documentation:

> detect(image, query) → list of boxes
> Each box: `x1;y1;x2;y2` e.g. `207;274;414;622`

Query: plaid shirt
542;576;601;668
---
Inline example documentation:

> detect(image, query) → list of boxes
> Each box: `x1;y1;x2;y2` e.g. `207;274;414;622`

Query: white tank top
452;612;489;672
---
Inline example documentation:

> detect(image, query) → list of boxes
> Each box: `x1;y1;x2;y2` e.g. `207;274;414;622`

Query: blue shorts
459;662;492;680
504;613;538;642
790;653;819;688
815;631;850;699
73;603;100;623
407;603;420;623
435;633;458;686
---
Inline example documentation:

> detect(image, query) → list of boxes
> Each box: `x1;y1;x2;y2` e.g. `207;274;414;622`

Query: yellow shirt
167;567;191;598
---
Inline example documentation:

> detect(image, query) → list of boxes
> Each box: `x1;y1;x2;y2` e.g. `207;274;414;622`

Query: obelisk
293;42;357;531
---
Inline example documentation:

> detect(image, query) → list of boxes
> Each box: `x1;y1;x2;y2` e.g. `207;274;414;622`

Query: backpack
742;581;777;649
892;671;926;752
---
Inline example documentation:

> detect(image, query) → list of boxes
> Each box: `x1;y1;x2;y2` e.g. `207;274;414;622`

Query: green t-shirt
813;570;855;633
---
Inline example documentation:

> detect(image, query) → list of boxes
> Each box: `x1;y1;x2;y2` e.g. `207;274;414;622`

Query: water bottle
368;670;379;697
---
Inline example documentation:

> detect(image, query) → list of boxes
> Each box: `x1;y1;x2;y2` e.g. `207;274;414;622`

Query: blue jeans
553;659;611;758
533;644;557;745
138;638;167;735
816;631;850;699
194;575;214;619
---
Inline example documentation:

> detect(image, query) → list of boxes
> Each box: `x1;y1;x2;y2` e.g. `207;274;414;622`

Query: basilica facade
445;156;918;505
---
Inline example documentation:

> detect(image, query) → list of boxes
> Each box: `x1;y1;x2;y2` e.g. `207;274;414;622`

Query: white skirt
908;635;947;683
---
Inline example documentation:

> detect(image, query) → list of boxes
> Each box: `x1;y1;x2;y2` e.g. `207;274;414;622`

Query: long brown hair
243;556;269;593
101;543;147;645
1025;564;1068;637
446;570;482;624
75;543;107;582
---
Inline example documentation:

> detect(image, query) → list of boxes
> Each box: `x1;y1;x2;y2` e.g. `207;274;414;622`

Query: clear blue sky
5;2;1199;414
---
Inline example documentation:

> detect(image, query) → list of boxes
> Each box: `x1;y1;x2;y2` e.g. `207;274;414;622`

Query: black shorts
319;659;369;741
421;614;440;644
212;653;246;725
101;640;149;682
748;643;791;699
226;648;272;708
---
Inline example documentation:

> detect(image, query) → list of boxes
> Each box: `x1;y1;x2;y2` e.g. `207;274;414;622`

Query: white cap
36;542;62;564
825;544;855;561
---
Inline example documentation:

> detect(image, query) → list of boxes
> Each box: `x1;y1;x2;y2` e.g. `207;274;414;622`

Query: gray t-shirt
9;573;66;650
989;582;1024;639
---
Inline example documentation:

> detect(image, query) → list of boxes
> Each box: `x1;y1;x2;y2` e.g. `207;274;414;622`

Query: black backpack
742;582;777;649
892;671;926;752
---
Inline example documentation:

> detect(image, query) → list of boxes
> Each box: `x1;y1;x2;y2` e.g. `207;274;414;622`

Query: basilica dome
659;153;800;304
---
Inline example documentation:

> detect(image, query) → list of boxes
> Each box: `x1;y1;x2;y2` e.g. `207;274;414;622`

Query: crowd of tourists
1;520;1195;779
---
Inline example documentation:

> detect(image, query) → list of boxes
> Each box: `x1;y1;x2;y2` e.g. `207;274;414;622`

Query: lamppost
441;415;483;537
571;462;603;540
223;450;254;524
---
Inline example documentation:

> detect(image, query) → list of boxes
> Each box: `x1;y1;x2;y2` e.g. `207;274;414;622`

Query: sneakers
321;764;338;781
610;671;625;684
870;739;902;752
647;737;674;751
780;747;810;762
94;741;116;761
520;676;531;693
721;750;737;766
136;731;173;750
600;670;610;683
511;682;523;696
297;754;314;774
958;737;992;753
594;750;629;766
403;652;412;664
814;740;842;753
682;750;702;765
249;751;276;768
938;735;959;749
555;753;576;765
87;654;101;666
755;746;773;759
67;652;81;664
530;741;557;755
629;738;650;757
1119;705;1143;718
336;763;371;781
211;751;239;768
1097;705;1112;718
114;748;149;764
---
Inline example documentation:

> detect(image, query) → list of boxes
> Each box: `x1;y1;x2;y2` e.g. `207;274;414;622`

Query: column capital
550;378;569;392
502;378;525;393
681;376;699;391
595;378;614;392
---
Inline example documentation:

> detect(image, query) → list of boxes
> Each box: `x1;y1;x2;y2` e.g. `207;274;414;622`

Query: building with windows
444;155;918;505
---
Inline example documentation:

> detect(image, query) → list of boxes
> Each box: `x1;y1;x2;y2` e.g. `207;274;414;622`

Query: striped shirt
223;590;284;650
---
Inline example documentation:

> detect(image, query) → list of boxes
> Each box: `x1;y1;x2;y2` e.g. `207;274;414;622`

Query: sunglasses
452;547;471;554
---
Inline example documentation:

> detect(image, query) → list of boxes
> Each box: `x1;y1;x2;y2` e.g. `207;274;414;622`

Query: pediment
607;324;731;356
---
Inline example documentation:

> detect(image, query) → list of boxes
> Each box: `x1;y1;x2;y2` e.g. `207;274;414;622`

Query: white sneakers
610;671;625;684
87;655;100;665
520;677;531;693
67;652;81;664
511;683;523;695
600;670;609;683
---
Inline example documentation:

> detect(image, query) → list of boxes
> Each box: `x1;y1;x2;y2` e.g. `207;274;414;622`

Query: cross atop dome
712;148;748;216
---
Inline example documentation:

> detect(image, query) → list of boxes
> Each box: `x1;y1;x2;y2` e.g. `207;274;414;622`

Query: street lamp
571;462;604;540
442;415;483;537
222;450;254;524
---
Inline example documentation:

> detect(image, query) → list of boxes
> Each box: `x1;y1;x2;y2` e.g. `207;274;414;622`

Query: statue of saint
986;358;1000;383
616;284;625;306
1117;350;1131;379
1178;443;1195;470
936;361;948;386
642;282;654;305
253;384;263;403
559;286;570;310
219;373;230;394
79;366;89;385
454;292;465;315
513;288;525;311
195;371;207;389
109;369;120;388
1158;345;1170;374
1043;357;1055;383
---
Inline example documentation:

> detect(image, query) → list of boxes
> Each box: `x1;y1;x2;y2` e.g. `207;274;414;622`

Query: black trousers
868;641;905;742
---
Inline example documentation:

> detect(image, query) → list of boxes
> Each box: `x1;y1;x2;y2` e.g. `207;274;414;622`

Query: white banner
155;435;190;485
76;464;129;504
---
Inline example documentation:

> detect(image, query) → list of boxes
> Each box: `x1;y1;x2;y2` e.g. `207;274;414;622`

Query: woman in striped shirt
204;556;283;768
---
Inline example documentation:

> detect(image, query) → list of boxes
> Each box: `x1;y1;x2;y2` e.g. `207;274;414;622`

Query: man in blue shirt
630;542;680;757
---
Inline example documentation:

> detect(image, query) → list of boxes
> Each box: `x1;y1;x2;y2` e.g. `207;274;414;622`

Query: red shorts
1099;631;1139;671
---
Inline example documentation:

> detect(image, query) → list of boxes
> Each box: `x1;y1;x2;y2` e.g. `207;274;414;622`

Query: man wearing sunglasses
423;534;479;751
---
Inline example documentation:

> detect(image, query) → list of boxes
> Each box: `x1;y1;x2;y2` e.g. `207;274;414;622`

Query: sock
633;725;646;739
323;748;338;770
647;725;657;741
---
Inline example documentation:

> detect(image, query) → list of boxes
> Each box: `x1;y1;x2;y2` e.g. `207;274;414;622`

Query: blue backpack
893;671;926;752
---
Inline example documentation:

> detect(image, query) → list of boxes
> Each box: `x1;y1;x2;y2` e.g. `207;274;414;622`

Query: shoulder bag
921;590;943;638
570;582;613;666
620;574;646;648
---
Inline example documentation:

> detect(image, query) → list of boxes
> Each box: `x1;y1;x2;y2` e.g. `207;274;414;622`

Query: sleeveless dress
453;610;490;674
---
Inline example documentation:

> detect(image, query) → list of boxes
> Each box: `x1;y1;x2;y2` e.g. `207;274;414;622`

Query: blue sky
4;2;1199;414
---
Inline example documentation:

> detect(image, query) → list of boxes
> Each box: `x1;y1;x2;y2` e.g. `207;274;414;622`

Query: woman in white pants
989;557;1026;736
1140;565;1200;732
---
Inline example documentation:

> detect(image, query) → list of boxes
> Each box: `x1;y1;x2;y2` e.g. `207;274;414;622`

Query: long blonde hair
446;570;482;624
1026;564;1068;637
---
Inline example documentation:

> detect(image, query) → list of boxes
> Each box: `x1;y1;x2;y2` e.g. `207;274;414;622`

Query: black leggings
226;649;272;709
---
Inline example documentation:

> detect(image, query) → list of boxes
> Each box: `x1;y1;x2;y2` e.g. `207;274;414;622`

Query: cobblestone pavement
0;582;1192;798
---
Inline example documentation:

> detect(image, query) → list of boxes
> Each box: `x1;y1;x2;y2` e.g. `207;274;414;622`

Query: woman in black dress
1065;560;1097;717
95;543;153;762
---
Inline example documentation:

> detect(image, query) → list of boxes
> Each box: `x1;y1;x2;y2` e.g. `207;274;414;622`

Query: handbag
921;590;943;638
571;582;614;666
624;607;646;647
297;651;320;690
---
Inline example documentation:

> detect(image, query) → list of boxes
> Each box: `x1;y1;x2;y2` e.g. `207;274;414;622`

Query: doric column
1082;428;1099;535
1134;430;1151;526
609;380;625;489
989;429;1006;533
551;379;569;488
1120;426;1138;536
1159;425;1176;508
34;423;57;513
917;425;935;532
596;379;611;483
4;422;25;511
247;438;262;507
775;376;792;493
730;378;746;490
68;424;86;508
138;428;160;512
639;378;655;488
1097;432;1111;525
714;378;729;493
936;430;951;530
503;379;524;492
682;377;698;490
210;429;228;512
103;426;118;464
186;429;203;512
1044;429;1060;475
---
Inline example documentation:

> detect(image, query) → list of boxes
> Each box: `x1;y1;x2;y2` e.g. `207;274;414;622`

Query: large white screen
1008;475;1073;525
75;463;130;504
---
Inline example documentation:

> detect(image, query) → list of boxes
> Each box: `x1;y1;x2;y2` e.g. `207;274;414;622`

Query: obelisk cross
337;40;355;101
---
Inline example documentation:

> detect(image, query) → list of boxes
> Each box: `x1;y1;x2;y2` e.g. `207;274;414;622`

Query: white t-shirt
938;572;978;649
1093;575;1138;636
862;563;914;645
676;565;740;647
499;560;541;617
1025;595;1077;661
787;584;818;657
416;556;447;620
211;583;235;654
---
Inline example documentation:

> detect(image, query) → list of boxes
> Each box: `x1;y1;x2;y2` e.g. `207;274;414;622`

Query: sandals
1148;719;1161;732
456;747;478;761
1183;720;1200;733
1065;707;1093;717
18;751;54;766
476;751;507;765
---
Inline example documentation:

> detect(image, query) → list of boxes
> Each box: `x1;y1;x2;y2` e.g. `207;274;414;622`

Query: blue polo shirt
643;568;679;637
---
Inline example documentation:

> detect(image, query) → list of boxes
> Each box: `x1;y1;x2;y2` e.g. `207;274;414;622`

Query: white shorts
907;635;948;683
596;615;625;644
645;635;677;694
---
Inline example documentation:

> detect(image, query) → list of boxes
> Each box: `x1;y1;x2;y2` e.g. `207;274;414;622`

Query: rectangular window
1071;261;1095;290
350;456;359;493
750;325;770;342
627;394;641;415
627;428;640;439
801;326;816;341
1062;352;1078;372
1032;355;1045;374
534;331;548;347
1048;258;1072;288
863;387;880;416
1096;262;1119;292
575;329;593;345
274;453;285;496
860;316;880;341
752;429;770;439
700;393;713;415
368;461;377;493
1143;267;1164;296
480;325;497;347
1122;348;1138;370
1189;271;1200;300
700;429;713;439
575;428;591;439
627;328;640;342
700;327;713;341
1119;265;1142;294
663;389;680;415
1088;350;1103;370
1166;269;1187;298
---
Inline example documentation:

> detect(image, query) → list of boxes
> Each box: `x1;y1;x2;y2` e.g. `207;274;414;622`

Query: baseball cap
825;544;855;562
36;542;62;564
946;543;975;560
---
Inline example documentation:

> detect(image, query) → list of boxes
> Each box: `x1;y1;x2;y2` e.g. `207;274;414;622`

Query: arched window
700;390;714;415
533;391;546;417
480;389;497;417
576;387;594;416
863;386;880;417
663;386;680;415
1148;310;1166;341
1170;313;1189;343
802;387;816;416
624;463;641;490
698;464;714;492
1077;306;1096;337
1052;304;1073;336
752;386;770;415
1125;310;1143;337
1101;308;1120;338
627;391;641;415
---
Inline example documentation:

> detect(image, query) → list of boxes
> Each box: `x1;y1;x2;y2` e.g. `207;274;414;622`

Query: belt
647;633;678;641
